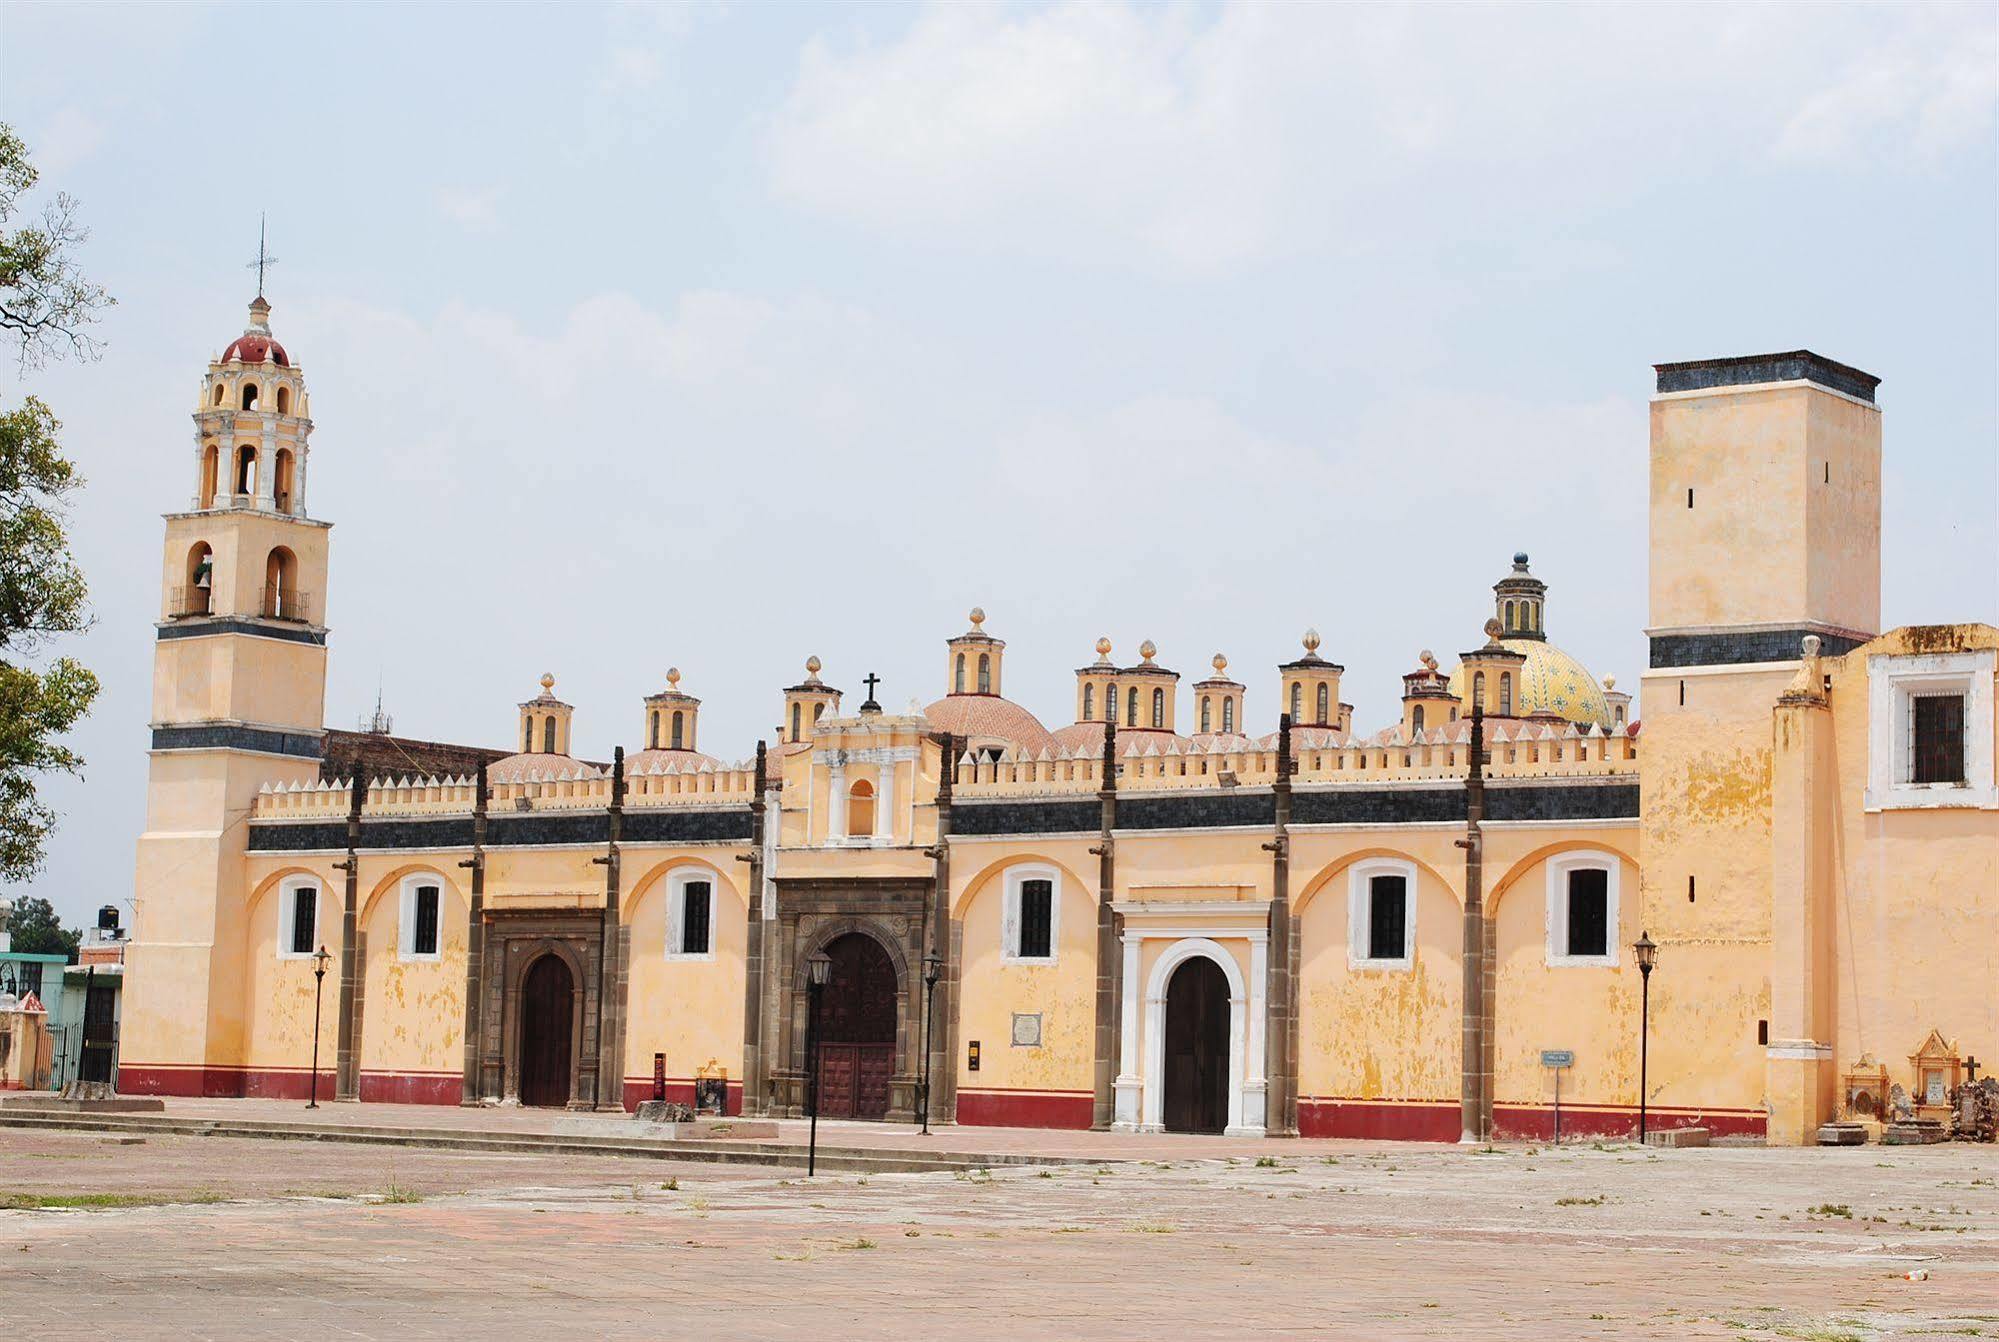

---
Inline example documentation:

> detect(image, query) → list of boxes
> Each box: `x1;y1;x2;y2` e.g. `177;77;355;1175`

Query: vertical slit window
1367;875;1407;961
1911;693;1965;784
290;887;316;955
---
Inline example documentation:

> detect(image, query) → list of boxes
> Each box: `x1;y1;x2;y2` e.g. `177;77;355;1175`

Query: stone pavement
2;1125;1994;1340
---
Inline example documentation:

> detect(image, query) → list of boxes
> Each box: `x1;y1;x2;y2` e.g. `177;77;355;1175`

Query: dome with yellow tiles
1445;553;1614;728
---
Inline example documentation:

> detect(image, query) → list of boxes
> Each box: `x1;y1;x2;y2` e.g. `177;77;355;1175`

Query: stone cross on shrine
860;672;882;713
1967;1056;1981;1083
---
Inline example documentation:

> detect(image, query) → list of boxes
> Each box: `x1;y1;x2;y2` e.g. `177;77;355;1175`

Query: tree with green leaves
4;893;79;962
1;123;112;884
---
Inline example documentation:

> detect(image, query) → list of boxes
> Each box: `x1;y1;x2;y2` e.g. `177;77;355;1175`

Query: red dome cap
222;332;289;366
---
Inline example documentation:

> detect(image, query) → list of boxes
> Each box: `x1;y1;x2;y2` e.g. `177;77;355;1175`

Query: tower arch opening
240;382;259;411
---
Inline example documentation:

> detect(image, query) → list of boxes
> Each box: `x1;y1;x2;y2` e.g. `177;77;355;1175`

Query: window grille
1017;879;1053;959
1367;875;1406;961
682;882;711;955
412;885;440;957
1911;693;1965;784
290;886;316;955
1565;868;1609;957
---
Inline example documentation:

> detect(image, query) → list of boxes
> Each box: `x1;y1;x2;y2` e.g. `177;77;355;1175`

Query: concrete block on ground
1644;1126;1710;1148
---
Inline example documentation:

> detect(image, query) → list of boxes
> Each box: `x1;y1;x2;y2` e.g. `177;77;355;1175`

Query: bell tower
125;282;334;1094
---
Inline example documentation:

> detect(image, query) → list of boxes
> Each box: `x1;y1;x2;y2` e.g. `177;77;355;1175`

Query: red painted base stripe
955;1089;1094;1130
1299;1097;1768;1142
120;1064;462;1105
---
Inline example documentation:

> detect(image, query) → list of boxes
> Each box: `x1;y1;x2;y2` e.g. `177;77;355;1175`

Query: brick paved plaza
2;1120;1994;1340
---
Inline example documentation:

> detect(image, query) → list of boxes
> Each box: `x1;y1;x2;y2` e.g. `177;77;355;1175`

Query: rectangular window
412;885;439;957
290;886;316;955
1017;879;1053;959
1565;868;1609;958
1910;693;1965;784
20;961;43;998
681;881;711;955
1367;875;1407;962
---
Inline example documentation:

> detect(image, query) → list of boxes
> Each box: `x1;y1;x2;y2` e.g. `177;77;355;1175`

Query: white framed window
1866;649;1997;811
1347;857;1416;970
277;876;322;959
1545;850;1620;967
664;867;717;961
1002;864;1060;964
397;874;443;962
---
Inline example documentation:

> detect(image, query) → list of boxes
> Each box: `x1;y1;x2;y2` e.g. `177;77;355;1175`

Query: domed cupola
1494;552;1547;640
221;297;291;367
193;288;313;518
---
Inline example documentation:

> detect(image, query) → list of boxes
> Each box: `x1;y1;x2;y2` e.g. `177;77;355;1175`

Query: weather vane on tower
246;213;278;298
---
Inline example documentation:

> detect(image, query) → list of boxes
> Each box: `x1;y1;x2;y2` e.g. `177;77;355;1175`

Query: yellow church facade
120;299;1997;1144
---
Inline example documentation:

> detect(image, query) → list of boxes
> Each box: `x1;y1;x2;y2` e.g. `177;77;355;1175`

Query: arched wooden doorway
1162;956;1229;1133
815;932;898;1120
518;954;574;1108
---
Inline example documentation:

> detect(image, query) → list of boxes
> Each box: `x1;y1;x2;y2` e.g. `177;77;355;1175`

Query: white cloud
766;2;1998;271
432;186;504;233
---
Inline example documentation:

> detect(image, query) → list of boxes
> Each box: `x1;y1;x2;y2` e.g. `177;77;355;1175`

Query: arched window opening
954;654;965;694
790;702;802;741
1412;705;1426;732
272;449;295;513
1498;672;1513;715
977;653;991;694
1449;705;1460;721
542;716;557;753
1082;684;1095;721
523;717;534;753
181;542;213;617
1152;687;1165;727
670;710;685;749
199;444;219;509
813;703;826;724
1504;600;1516;631
1289;682;1303;721
1200;696;1212;733
262;546;299;620
275;385;291;414
649;712;659;749
1316;683;1330;723
240;382;259;411
847;779;875;838
1222;698;1235;733
235;445;257;498
1473;671;1486;710
211;384;226;407
1127;687;1139;727
1105;685;1117;725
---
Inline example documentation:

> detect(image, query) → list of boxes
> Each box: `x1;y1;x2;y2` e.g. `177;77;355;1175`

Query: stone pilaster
1264;713;1298;1135
335;775;365;1102
459;762;488;1105
1459;705;1489;1142
1092;719;1120;1130
740;742;769;1115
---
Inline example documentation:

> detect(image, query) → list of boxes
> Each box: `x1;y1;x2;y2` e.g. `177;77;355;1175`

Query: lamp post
806;950;831;1178
1633;930;1657;1143
919;952;943;1136
308;945;331;1109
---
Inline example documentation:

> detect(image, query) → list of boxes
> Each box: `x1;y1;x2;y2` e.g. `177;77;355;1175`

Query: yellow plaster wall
622;857;749;1088
358;866;466;1077
1294;845;1461;1103
953;849;1098;1096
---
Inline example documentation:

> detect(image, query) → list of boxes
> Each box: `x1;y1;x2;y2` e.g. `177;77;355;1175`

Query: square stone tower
1640;351;1882;1140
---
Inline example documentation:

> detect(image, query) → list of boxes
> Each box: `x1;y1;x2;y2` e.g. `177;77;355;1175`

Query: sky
2;1;1995;929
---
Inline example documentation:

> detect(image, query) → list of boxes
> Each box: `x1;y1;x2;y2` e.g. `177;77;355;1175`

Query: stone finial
1095;636;1113;664
1801;634;1822;660
1483;617;1504;645
968;605;986;630
1212;652;1228;675
666;667;681;689
1420;648;1438;671
805;655;822;683
1512;551;1531;570
1139;639;1158;663
1302;628;1321;654
1603;674;1616;691
539;672;556;693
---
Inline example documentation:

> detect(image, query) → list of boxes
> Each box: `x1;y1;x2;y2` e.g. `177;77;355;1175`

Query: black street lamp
308;944;331;1110
919;952;943;1136
1633;930;1658;1144
806;950;831;1178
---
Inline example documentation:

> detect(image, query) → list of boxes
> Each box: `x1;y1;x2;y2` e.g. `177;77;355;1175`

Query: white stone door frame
1111;925;1267;1137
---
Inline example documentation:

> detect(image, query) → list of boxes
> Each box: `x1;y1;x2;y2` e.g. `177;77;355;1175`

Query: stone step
0;1110;1082;1174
